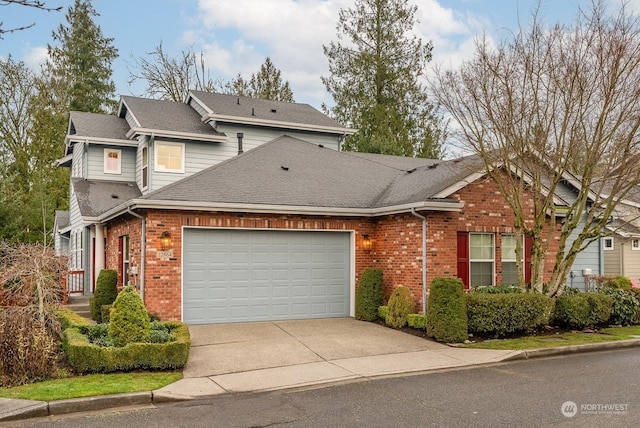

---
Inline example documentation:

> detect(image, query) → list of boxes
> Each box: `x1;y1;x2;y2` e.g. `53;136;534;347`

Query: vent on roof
428;163;439;169
237;97;240;105
281;166;289;171
406;167;417;174
111;194;119;199
318;144;324;148
270;108;277;113
251;107;255;116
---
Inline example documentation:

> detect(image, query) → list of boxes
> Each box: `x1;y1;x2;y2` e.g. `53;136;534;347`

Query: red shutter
524;235;533;284
457;232;470;289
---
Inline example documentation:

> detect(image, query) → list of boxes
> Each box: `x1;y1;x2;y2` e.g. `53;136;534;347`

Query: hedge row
553;293;613;329
62;321;191;373
465;293;554;337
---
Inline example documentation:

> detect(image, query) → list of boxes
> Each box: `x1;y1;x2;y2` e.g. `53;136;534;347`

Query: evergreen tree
47;0;118;113
226;57;294;102
322;0;446;158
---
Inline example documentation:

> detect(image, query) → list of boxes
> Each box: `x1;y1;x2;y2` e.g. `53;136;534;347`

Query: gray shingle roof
120;96;225;137
72;179;141;217
54;210;70;230
143;136;480;209
69;111;130;140
189;91;350;131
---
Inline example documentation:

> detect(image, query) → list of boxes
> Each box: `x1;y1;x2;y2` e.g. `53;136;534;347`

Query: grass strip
461;326;640;350
0;371;182;401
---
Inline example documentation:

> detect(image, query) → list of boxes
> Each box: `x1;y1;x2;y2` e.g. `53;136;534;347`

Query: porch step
65;295;93;321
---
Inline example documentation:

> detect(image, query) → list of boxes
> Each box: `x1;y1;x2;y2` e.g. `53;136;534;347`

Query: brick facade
104;175;560;321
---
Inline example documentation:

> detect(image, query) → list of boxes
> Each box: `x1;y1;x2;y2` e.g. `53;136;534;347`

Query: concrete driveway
183;317;446;378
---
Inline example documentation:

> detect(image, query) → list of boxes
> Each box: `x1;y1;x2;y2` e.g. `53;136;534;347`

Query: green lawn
0;371;182;401
461;325;640;350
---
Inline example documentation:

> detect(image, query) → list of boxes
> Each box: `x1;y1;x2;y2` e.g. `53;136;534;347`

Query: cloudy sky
0;0;631;110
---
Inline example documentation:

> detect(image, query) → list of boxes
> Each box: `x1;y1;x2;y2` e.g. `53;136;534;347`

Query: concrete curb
501;338;640;361
3;339;640;423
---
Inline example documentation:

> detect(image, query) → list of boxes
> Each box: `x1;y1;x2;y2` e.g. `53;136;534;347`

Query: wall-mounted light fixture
362;234;372;250
160;231;172;251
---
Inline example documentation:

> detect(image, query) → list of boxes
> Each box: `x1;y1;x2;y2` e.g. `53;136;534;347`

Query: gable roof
98;136;473;220
188;91;355;135
54;210;70;234
72;179;142;219
119;96;226;142
64;112;132;157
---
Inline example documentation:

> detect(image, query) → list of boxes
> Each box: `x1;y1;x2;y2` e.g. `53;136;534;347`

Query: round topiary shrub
386;286;415;329
426;277;468;343
90;269;118;322
108;286;150;347
355;268;384;321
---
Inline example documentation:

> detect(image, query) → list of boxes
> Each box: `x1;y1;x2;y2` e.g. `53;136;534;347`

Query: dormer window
155;142;185;173
104;149;121;174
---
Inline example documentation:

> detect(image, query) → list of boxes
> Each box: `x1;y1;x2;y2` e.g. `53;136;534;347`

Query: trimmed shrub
90;269;118;322
57;307;93;330
553;293;613;329
407;313;426;329
466;293;554;337
378;305;389;322
597;287;640;325
108;286;150;347
609;276;633;290
101;304;112;323
386;286;415;329
426;278;468;343
355;268;384;321
63;322;190;373
0;308;58;386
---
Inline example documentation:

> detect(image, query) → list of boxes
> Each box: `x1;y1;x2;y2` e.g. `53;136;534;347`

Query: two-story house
56;91;567;325
55;92;354;296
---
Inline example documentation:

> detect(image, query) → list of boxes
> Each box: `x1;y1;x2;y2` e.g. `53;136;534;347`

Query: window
501;234;523;285
103;149;121;174
141;146;148;189
470;233;494;287
155;142;184;173
603;237;614;251
632;239;640;251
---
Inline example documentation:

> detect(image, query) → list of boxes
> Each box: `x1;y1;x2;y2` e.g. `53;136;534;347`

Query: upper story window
603;237;614;251
141;146;149;189
155;142;185;173
632;239;640;251
104;149;121;174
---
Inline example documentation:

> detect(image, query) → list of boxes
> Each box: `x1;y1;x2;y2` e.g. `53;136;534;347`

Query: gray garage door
183;229;351;324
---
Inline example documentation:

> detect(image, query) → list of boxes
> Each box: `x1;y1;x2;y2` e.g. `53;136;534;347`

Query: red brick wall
103;175;560;321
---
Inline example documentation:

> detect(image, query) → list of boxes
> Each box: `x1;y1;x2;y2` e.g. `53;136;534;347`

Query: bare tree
128;42;222;102
0;0;62;38
431;1;640;296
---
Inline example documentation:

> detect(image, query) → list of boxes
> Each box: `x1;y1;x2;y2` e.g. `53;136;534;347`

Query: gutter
126;207;146;301
410;208;428;315
98;200;465;223
203;113;357;136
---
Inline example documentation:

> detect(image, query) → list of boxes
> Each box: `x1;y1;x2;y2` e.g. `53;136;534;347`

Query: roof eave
204;113;357;136
126;127;226;142
99;199;464;223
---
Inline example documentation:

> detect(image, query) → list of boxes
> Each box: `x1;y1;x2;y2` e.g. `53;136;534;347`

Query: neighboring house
601;188;640;284
55;92;567;325
55;92;354;295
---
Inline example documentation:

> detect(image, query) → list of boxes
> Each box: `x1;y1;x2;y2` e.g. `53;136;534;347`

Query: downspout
411;208;428;315
127;207;146;301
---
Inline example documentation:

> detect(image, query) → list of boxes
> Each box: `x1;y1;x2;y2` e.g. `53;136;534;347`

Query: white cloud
22;46;48;71
189;0;487;108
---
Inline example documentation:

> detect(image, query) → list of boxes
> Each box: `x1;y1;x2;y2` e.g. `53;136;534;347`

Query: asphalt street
6;348;640;428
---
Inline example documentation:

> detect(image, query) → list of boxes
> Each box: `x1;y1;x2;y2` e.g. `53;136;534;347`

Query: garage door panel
183;229;350;324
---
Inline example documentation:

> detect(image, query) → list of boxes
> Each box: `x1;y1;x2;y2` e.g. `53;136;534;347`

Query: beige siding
621;241;640;283
603;237;621;276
